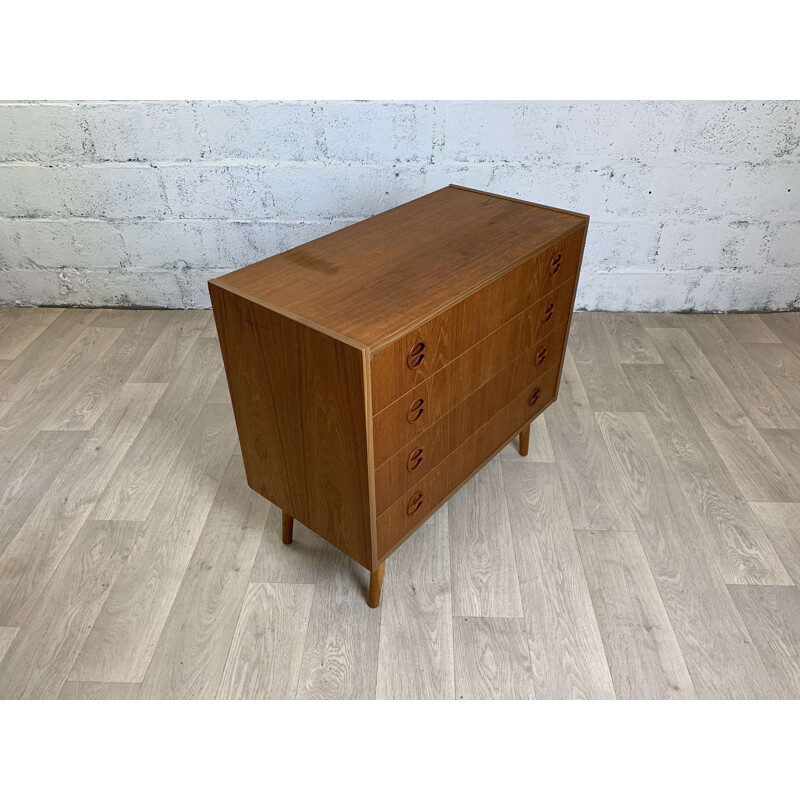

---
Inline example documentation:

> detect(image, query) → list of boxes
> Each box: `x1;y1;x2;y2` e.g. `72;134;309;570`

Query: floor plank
500;414;554;462
728;585;800;699
448;458;523;618
682;315;800;429
46;310;167;430
249;505;324;585
376;508;455;700
760;312;800;358
545;350;634;530
625;364;792;585
604;312;663;364
749;503;800;587
0;309;98;402
0;383;165;627
0;430;86;559
568;313;640;411
743;344;800;415
760;429;800;485
70;403;237;683
218;583;314;700
0;627;18;662
648;327;800;502
138;456;268;699
0;307;63;360
296;544;382;700
502;461;615;699
58;681;141;700
128;310;210;383
91;337;225;521
597;410;778;699
0;520;142;700
453;617;536;700
575;529;695;699
723;315;782;344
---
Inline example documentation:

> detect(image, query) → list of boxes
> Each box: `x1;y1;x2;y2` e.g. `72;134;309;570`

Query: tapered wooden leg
519;423;531;457
368;562;385;608
281;511;294;545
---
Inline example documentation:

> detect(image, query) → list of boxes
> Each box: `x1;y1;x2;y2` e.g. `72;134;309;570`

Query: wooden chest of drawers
209;186;588;607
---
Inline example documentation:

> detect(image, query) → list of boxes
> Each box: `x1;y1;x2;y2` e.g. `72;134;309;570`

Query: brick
0;103;86;163
82;101;205;162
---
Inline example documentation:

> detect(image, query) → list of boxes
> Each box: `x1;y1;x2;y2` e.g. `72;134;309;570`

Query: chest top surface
209;185;587;351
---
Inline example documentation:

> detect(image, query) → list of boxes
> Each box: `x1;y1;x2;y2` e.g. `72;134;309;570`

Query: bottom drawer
376;367;559;557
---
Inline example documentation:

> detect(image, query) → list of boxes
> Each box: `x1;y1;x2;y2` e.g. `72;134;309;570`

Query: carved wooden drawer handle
407;492;424;516
406;398;425;423
406;341;426;370
529;387;541;406
549;253;562;277
542;302;555;323
406;447;424;472
535;347;547;366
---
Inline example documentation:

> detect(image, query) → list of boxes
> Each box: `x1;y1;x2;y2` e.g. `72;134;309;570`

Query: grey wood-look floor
1;307;800;700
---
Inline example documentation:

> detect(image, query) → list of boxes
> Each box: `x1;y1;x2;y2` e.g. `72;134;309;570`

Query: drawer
376;367;559;558
371;295;571;466
375;362;559;515
369;227;584;413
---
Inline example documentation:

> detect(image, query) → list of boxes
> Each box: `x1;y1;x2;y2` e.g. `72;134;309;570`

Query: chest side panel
210;283;373;568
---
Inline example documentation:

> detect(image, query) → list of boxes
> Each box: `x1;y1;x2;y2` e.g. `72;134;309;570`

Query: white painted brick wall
0;100;798;311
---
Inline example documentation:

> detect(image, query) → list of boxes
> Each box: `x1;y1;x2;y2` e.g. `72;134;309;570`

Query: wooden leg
281;511;294;545
368;562;385;608
519;423;531;457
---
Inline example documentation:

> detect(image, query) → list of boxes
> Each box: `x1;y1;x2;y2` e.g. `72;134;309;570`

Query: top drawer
369;227;584;413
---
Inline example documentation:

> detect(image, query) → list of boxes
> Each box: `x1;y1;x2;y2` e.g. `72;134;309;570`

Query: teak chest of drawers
210;186;588;607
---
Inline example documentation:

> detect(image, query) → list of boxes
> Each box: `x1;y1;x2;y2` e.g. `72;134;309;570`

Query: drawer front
376;368;559;558
369;227;584;413
375;361;559;515
372;289;571;466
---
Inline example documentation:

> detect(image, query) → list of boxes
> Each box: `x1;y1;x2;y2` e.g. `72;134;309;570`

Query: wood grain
70;403;237;683
375;508;455;699
91;337;224;521
212;185;586;349
624;364;792;585
545;350;634;530
211;283;374;569
596;410;778;699
448;458;523;618
575;529;695;699
58;681;141;700
568;312;640;411
682;314;800;429
0;520;142;700
749;503;800;589
743;343;800;414
648;327;800;502
501;461;615;699
127;310;209;383
604;312;663;364
0;430;86;559
722;315;782;344
728;586;800;699
218;583;314;700
0;383;165;626
453;616;536;700
0;627;18;662
138;456;268;699
500;413;554;462
760;428;800;485
295;544;382;699
0;307;63;360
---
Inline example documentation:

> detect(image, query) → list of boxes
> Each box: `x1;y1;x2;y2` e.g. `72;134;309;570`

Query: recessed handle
535;347;547;366
407;492;424;516
549;253;562;277
528;387;541;407
542;302;555;323
406;447;424;472
406;398;425;423
406;341;426;370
